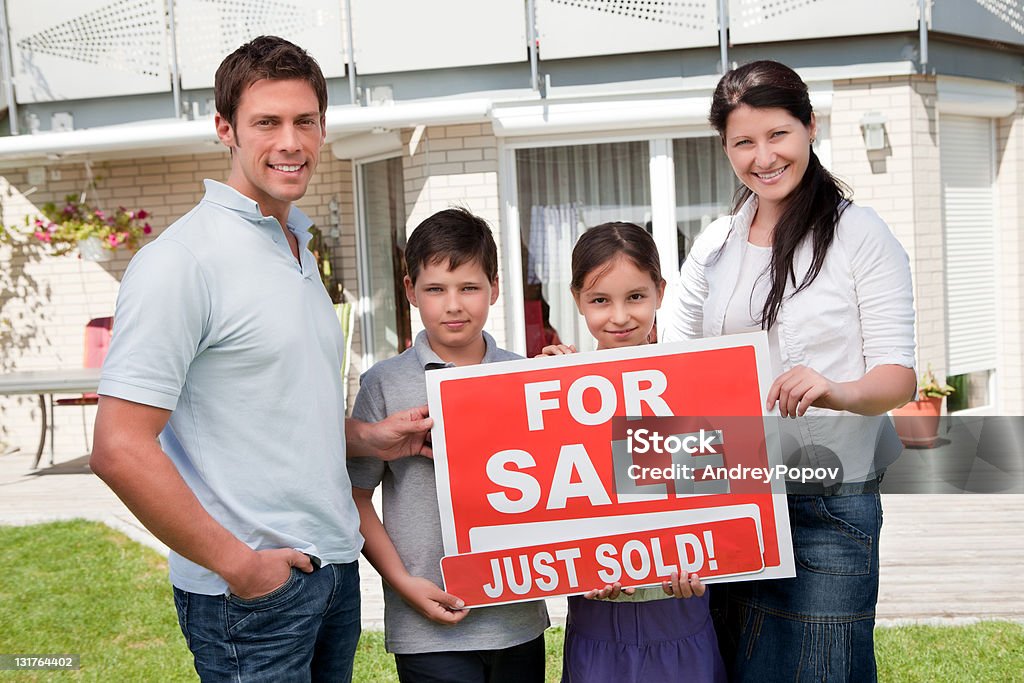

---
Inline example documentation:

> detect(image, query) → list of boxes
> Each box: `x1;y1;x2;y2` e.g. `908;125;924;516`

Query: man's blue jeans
173;561;360;682
712;493;883;682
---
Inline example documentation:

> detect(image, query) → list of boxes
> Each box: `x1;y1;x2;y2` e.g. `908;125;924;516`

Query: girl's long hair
709;60;851;329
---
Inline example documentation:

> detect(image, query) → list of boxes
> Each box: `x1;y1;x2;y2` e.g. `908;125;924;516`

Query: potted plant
23;194;153;261
891;365;955;448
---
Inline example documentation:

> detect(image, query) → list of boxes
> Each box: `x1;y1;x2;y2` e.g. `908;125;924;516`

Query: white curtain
517;141;651;352
527;203;586;348
673;137;738;262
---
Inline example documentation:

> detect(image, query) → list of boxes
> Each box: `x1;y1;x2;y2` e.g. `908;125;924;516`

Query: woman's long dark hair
709;60;851;329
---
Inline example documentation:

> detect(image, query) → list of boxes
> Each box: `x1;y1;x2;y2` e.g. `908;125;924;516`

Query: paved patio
1;447;1022;627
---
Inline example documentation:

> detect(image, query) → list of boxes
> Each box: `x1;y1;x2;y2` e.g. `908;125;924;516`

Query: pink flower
107;235;119;246
136;209;149;219
34;231;51;243
143;224;152;234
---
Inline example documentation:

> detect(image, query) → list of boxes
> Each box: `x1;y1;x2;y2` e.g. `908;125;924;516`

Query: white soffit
351;0;526;74
0;99;492;161
330;131;402;160
8;0;171;103
728;0;919;45
535;0;719;60
175;0;347;89
491;90;833;137
937;77;1018;118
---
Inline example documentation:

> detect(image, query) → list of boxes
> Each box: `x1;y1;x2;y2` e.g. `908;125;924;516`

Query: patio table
0;368;101;469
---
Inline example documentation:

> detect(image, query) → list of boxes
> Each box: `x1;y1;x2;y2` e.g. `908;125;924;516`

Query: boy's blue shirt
347;329;549;654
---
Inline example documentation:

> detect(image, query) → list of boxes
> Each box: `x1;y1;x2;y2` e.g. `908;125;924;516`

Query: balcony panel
9;0;171;103
728;0;919;45
932;0;1024;48
536;0;719;60
176;0;347;90
351;0;526;75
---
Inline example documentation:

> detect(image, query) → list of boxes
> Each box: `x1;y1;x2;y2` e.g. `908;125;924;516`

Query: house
1;0;1021;456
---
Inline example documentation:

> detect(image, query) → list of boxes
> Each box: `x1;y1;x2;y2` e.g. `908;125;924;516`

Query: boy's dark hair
405;208;498;284
215;36;328;129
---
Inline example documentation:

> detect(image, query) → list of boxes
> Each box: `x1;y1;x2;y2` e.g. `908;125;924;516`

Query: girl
664;61;916;681
544;221;727;683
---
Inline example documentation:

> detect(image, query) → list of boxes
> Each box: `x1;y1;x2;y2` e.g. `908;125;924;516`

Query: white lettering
547;443;612;510
486;450;541;514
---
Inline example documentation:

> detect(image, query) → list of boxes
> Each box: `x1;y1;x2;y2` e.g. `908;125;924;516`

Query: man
91;36;430;682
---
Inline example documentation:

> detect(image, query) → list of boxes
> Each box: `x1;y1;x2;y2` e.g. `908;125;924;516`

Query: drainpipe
527;0;539;91
918;0;929;74
166;0;182;118
717;0;728;73
0;0;18;134
344;0;357;104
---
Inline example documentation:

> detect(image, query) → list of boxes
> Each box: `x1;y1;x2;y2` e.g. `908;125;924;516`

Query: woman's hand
767;365;850;417
662;572;705;599
537;343;577;357
583;582;635;600
767;364;916;416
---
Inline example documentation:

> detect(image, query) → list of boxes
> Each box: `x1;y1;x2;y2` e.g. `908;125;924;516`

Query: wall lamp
860;112;888;151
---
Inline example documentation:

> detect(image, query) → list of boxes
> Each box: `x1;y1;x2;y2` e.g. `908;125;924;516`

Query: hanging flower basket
76;235;114;262
24;195;153;257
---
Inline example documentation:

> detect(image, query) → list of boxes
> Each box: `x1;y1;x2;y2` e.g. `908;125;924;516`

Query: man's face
215;78;325;219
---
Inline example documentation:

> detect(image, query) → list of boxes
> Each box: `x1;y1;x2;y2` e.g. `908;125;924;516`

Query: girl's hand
662;572;705;599
538;343;577;357
767;365;852;417
583;582;635;600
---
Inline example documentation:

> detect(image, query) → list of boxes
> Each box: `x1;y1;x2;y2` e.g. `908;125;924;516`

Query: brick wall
400;123;508;348
0;147;358;457
830;76;945;383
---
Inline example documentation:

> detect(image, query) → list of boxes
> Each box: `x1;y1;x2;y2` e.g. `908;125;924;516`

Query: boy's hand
349;405;433;460
662;572;705;599
538;343;577;357
583;582;635;600
396;575;470;625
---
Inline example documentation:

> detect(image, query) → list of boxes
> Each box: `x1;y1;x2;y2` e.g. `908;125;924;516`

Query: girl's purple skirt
561;591;727;682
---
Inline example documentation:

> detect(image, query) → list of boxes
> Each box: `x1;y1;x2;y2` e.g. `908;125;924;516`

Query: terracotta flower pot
891;395;943;448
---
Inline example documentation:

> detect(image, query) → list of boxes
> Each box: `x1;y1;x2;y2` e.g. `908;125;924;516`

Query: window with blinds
940;114;998;378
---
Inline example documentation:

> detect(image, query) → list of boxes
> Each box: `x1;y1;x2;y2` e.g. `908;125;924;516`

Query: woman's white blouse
664;195;916;482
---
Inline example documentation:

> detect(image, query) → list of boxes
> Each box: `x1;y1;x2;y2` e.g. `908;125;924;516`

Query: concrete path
1;449;1022;628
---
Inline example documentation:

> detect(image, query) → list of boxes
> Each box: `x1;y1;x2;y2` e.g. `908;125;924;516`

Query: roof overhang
0;98;493;164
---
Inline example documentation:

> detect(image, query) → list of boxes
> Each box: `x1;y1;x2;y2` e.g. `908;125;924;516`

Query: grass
1;521;1021;681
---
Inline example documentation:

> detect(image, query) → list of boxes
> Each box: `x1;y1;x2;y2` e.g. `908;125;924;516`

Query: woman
664;60;916;681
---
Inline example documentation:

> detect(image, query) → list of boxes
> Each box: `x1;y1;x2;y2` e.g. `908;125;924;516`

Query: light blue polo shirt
99;180;362;595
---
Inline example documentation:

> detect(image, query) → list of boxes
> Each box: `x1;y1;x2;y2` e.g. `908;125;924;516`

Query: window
515;141;651;354
356;156;412;365
673;136;738;264
940;114;997;412
509;134;740;355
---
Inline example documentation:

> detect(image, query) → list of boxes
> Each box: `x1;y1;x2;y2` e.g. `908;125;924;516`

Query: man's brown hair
214;36;328;129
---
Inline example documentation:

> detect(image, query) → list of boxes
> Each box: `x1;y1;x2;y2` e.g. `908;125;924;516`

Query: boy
348;208;548;682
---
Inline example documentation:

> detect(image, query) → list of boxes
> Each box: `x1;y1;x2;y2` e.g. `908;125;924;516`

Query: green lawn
1;521;1021;681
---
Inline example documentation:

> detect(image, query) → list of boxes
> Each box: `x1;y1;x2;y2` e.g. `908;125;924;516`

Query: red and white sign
427;332;794;607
